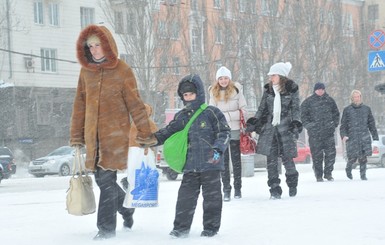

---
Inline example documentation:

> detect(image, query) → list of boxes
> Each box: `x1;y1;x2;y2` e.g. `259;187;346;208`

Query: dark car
0;147;17;183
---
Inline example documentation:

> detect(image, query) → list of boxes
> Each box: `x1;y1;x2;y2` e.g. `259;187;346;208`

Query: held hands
245;117;258;132
136;134;158;148
208;148;222;164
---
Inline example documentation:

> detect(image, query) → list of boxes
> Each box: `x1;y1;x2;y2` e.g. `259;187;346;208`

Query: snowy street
1;157;384;245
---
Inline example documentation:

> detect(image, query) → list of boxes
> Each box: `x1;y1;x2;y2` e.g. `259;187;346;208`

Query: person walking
209;66;247;201
154;74;230;238
340;89;378;181
70;24;157;240
246;62;302;199
300;82;340;182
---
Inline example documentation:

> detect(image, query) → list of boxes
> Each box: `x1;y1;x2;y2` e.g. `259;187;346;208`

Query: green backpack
163;103;208;173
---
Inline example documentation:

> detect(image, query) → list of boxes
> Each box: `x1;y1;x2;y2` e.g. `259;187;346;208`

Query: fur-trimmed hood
76;24;119;71
263;79;298;95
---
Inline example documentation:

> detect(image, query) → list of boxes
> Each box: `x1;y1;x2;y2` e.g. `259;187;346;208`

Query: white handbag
66;147;96;216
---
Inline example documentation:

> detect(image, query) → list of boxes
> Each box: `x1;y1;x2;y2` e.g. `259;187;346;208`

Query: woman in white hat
209;66;247;201
246;62;302;199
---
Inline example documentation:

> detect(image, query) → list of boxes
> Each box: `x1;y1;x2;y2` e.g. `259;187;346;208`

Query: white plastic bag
123;147;159;208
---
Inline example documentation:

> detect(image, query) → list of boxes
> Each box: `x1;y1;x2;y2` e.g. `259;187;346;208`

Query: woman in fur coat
70;24;156;240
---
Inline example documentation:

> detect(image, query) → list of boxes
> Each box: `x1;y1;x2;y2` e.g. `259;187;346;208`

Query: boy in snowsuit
154;74;230;238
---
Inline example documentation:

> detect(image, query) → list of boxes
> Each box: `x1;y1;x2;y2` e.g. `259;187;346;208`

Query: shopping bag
66;147;96;216
123;147;159;208
240;110;257;155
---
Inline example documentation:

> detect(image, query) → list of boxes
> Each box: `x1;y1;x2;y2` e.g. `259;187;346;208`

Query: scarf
272;85;281;126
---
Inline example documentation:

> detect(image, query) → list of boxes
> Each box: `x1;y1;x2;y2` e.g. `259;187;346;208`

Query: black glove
289;120;303;134
209;148;222;164
245;117;258;132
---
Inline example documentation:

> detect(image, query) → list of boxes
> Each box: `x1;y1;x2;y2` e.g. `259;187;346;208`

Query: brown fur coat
70;25;152;171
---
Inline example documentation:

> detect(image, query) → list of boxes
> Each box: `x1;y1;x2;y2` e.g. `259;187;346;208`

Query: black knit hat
179;81;197;95
314;82;325;91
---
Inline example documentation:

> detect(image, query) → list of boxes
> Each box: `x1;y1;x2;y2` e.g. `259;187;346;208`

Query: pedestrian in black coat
340;89;378;180
301;82;340;182
246;62;302;199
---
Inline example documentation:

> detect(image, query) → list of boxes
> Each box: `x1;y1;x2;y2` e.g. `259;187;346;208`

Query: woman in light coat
209;66;247;201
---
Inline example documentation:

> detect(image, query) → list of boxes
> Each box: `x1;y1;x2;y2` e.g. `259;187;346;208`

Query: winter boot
316;176;324;182
289;187;297;197
360;163;367;181
234;189;242;199
201;230;218;237
345;168;353;180
269;186;282;200
223;192;231;202
324;174;334;181
169;230;189;238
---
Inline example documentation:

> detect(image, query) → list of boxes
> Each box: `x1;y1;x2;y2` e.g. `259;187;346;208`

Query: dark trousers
346;155;367;177
173;171;222;233
94;167;135;233
221;140;242;193
309;135;336;178
266;133;299;192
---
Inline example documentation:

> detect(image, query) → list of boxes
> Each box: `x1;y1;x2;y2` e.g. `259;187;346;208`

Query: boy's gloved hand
209;148;222;164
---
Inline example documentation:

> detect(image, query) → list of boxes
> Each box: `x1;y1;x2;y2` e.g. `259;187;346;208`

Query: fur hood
76;24;119;71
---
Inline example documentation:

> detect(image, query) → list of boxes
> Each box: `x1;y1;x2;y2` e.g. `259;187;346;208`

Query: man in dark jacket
340;89;378;180
301;82;340;182
154;74;230;238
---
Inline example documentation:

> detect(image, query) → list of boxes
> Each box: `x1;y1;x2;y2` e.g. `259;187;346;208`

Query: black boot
93;231;116;240
345;168;353;180
223;192;231;202
289;187;297;197
234;189;242;199
269;186;282;199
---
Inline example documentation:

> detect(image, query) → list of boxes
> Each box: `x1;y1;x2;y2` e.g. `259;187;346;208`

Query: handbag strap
240;109;246;130
184;103;208;130
72;147;86;176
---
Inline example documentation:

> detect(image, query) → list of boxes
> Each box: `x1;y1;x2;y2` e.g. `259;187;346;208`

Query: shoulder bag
163;103;208;173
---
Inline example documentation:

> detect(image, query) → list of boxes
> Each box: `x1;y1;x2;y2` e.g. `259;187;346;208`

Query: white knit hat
267;62;292;77
216;66;232;80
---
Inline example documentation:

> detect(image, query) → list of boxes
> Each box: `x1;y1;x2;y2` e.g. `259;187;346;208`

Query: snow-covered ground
1;158;384;245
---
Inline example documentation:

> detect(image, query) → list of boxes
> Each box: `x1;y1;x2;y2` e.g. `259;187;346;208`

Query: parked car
28;146;86;177
0;147;17;183
254;141;312;168
367;135;385;167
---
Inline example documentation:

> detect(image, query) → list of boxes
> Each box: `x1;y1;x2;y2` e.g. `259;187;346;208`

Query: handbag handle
239;110;247;131
72;147;86;176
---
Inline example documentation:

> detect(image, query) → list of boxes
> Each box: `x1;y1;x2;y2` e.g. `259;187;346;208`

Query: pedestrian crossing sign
368;50;385;72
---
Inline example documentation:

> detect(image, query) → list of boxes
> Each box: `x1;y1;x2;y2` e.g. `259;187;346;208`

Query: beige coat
70;25;152;171
209;82;247;131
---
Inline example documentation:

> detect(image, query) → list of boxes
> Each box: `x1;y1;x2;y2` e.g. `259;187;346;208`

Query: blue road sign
368;30;385;49
368;50;385;72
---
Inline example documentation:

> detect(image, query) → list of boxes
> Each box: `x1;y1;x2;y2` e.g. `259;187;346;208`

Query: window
172;57;180;75
127;13;136;34
262;32;271;49
36;95;52;125
120;54;134;65
115;11;124;33
191;28;201;53
158;21;167;39
48;3;59;26
214;0;221;9
239;0;246;13
80;7;95;29
368;4;379;23
342;13;353;37
191;0;198;11
160;55;168;74
34;1;44;24
215;27;222;44
170;21;179;39
40;48;57;72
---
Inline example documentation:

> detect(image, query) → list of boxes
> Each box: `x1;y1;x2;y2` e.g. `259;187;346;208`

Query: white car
28;146;86;177
367;135;385;167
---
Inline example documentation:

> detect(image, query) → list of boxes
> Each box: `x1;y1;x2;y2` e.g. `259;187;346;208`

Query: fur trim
76;25;119;71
